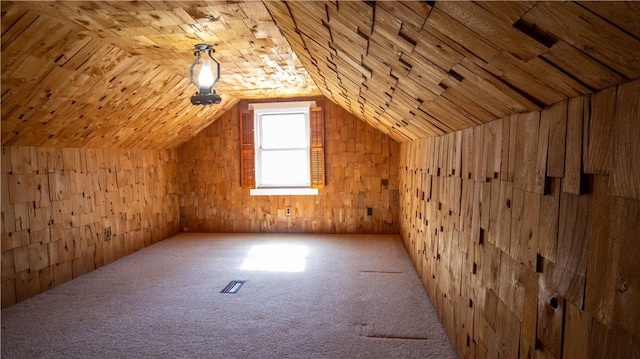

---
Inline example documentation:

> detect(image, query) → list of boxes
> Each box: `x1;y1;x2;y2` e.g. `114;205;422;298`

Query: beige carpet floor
1;233;456;358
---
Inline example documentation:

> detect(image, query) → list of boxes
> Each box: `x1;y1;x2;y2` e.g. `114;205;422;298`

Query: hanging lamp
190;44;221;105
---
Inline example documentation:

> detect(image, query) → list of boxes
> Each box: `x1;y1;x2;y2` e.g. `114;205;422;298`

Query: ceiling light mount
190;43;221;105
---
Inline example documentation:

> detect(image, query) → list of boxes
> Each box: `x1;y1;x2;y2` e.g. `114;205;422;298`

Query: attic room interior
1;0;639;358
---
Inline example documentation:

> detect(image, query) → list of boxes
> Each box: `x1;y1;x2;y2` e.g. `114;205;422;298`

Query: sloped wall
399;80;640;358
178;97;399;233
1;148;180;307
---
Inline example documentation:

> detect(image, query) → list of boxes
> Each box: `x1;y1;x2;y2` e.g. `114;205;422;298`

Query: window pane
260;113;307;149
260;150;309;186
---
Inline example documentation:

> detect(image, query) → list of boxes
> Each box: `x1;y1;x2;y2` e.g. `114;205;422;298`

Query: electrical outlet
104;227;111;241
285;207;292;216
367;207;373;216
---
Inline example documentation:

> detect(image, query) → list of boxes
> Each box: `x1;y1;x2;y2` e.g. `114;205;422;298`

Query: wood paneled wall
178;97;399;233
399;79;640;359
1;147;181;308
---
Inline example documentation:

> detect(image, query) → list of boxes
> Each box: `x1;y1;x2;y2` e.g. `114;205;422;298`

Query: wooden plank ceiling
265;1;640;141
2;1;639;148
1;1;320;149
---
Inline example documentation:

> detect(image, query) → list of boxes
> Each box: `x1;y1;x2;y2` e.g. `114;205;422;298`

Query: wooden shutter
309;106;325;189
239;109;255;189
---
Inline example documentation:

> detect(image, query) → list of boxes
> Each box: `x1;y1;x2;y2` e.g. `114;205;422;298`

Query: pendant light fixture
190;44;221;105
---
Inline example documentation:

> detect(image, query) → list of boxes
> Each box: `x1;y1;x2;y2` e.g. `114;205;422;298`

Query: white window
249;101;318;196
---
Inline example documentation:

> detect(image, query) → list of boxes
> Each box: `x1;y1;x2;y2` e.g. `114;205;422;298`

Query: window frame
254;102;313;188
246;101;321;196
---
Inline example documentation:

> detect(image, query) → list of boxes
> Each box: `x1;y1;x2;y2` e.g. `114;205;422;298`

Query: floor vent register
221;280;246;294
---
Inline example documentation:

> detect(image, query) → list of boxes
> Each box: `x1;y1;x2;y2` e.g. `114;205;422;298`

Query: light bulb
198;59;214;88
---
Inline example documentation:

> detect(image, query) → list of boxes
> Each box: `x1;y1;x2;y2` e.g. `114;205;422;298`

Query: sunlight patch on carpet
240;243;309;272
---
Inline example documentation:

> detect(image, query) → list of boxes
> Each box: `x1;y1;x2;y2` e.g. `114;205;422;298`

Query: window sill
249;188;319;196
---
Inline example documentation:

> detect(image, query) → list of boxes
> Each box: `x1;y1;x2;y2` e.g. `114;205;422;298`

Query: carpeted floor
1;233;457;358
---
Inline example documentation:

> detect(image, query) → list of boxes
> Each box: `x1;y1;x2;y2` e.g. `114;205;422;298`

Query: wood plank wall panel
399;80;640;359
265;1;640;143
178;97;399;234
1;147;180;308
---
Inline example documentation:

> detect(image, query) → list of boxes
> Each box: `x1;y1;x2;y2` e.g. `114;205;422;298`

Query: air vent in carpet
221;280;246;294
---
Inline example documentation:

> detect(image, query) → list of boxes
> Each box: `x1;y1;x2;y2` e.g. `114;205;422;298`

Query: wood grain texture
610;195;640;340
399;81;640;359
1;147;180;307
563;300;589;359
545;100;568;178
563;96;587;194
584;175;616;325
2;2;640;354
538;178;561;262
178;97;399;234
610;80;640;200
541;41;625;91
523;1;640;79
2;1;637;147
0;1;316;149
584;86;615;174
265;1;637;142
579;1;640;39
513;111;540;193
556;191;590;308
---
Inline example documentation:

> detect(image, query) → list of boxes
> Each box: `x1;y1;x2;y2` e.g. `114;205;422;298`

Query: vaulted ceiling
2;1;639;148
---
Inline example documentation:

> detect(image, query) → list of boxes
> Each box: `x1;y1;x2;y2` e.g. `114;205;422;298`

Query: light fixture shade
198;60;215;89
190;44;221;105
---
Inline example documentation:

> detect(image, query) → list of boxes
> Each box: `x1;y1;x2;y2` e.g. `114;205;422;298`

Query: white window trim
249;101;318;196
249;188;319;196
249;101;316;112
